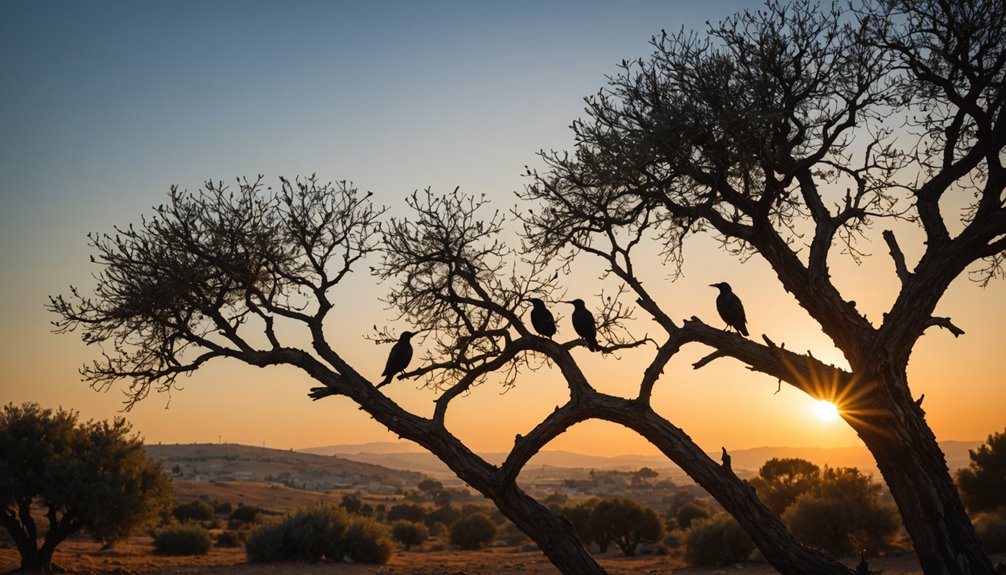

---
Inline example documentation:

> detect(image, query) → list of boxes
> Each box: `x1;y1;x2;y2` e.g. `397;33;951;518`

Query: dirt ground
6;536;1000;575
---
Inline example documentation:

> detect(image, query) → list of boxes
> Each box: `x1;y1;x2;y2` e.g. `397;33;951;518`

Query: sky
1;0;1003;460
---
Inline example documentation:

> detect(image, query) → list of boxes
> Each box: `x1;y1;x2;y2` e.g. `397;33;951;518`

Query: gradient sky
2;1;1002;459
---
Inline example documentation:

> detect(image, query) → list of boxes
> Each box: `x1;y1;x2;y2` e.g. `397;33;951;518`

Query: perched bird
528;298;557;338
566;299;600;352
711;282;748;336
378;331;415;388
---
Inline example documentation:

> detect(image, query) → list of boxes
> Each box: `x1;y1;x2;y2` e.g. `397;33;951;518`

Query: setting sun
814;400;841;421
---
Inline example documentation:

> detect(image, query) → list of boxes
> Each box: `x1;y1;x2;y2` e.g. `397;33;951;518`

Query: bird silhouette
566;299;600;351
378;331;415;388
711;282;748;336
528;298;557;338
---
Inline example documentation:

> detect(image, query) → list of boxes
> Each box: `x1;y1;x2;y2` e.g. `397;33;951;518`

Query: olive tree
49;1;1005;574
0;403;172;572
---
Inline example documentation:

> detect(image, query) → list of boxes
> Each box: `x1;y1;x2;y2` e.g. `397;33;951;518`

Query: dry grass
4;534;997;575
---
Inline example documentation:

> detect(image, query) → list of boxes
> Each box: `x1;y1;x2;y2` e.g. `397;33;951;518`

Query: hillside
146;443;427;494
299;440;983;481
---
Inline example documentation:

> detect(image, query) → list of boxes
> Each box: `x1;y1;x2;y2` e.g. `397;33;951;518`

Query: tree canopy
0;403;172;572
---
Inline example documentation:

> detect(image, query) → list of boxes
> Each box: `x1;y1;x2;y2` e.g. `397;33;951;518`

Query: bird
566;299;600;351
378;331;415;388
710;282;748;336
528;298;557;338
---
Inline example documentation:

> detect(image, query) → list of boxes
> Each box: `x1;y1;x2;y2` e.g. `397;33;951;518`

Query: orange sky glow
1;1;1003;460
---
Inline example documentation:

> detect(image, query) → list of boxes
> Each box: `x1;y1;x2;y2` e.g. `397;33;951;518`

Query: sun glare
814;400;840;421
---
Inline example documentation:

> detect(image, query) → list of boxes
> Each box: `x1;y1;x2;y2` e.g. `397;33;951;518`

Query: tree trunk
596;396;856;575
855;370;995;575
494;483;608;575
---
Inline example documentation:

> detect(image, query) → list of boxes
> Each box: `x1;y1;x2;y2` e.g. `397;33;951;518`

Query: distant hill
297;440;982;480
146;443;427;493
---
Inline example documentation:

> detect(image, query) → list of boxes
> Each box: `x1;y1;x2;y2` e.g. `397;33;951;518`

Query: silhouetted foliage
424;505;461;531
340;493;365;515
957;429;1006;514
675;501;711;531
244;504;391;564
230;505;266;525
750;458;822;516
391;520;428;550
684;514;755;567
0;403;172;572
587;497;664;556
972;510;1006;554
215;529;243;548
783;467;900;555
387;503;426;523
153;524;212;555
449;513;497;550
172;500;215;523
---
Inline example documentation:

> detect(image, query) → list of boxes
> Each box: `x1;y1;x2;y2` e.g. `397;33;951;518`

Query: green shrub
973;510;1006;553
214;502;233;515
387;503;426;523
244;521;285;563
172;500;214;523
392;521;429;550
684;514;754;567
244;504;391;564
231;505;266;525
450;513;497;550
425;505;461;529
782;467;900;555
153;524;212;556
675;501;710;530
344;518;394;563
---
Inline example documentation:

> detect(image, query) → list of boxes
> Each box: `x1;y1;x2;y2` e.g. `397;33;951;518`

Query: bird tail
377;374;392;388
739;325;749;337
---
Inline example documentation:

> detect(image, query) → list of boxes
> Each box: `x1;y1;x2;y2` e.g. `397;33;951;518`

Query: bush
172;500;214;523
392;521;428;550
244;504;391;564
973;510;1006;553
449;513;497;550
231;505;266;525
344;518;394;563
684;514;754;567
425;505;461;529
782;467;900;555
215;530;242;548
214;502;233;515
387;503;426;523
153;524;212;556
675;501;710;530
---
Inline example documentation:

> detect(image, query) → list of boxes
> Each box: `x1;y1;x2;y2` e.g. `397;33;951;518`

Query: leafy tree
675;501;710;531
750;458;822;516
587;497;664;556
783;467;900;555
956;429;1006;513
391;520;429;550
449;513;497;550
0;403;172;572
49;1;1006;573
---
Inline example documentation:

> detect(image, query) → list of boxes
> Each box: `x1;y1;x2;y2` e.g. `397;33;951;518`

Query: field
0;535;970;575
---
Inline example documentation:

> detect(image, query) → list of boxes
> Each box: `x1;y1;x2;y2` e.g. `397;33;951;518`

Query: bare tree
49;1;1005;574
